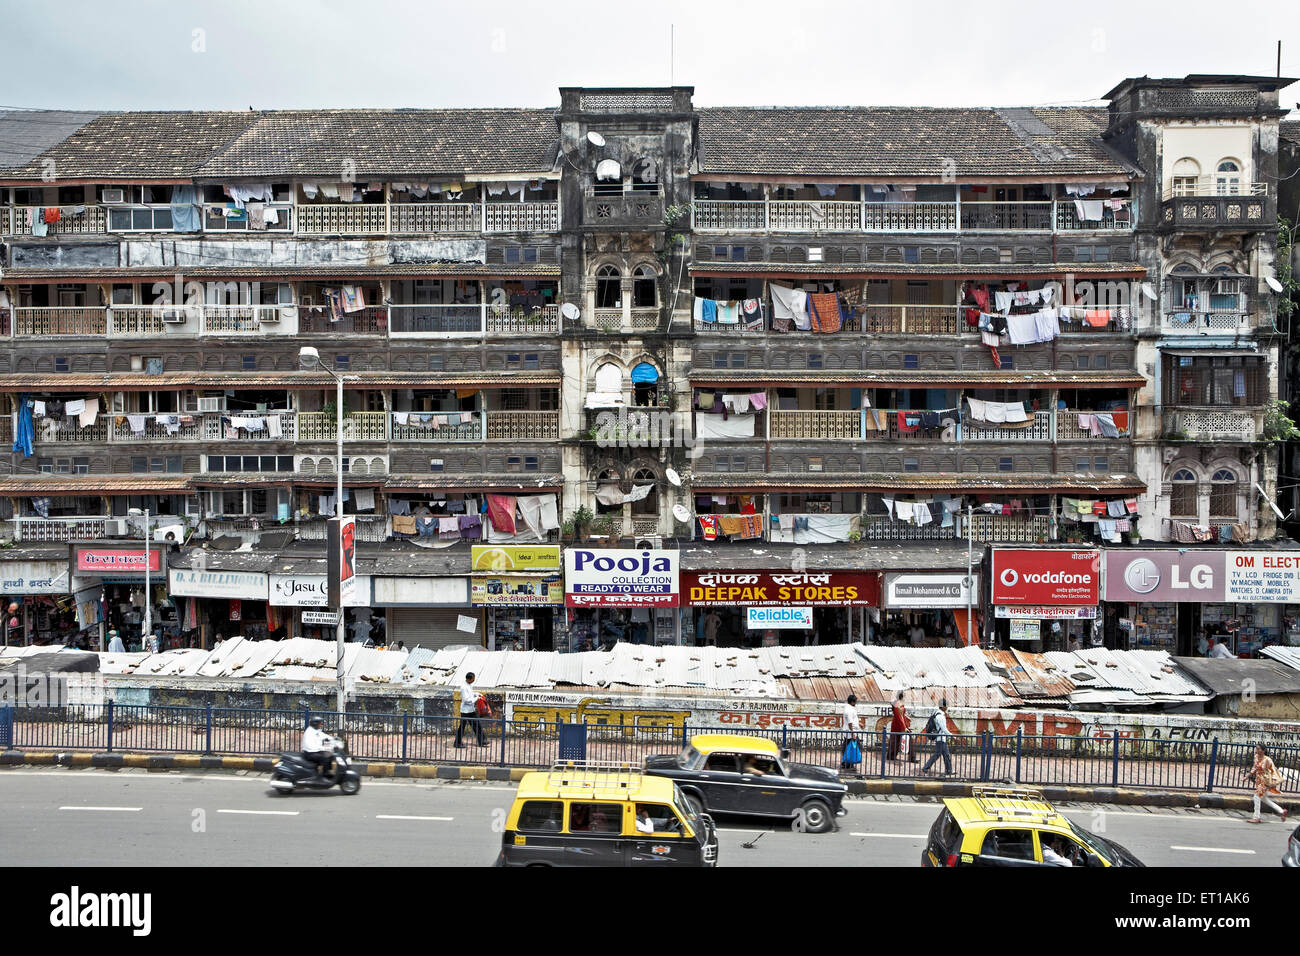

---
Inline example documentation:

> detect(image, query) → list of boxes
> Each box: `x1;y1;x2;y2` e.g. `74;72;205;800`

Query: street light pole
334;370;345;718
143;507;152;650
966;503;973;648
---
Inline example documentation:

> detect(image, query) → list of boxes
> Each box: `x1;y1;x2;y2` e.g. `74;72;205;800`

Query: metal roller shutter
388;607;481;649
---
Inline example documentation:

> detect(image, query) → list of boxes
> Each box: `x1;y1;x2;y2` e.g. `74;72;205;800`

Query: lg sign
992;549;1100;605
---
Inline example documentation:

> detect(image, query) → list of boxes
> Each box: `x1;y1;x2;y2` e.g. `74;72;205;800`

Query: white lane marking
216;809;299;816
1169;845;1256;855
59;805;141;812
375;814;454;822
716;827;775;833
850;832;927;839
1064;811;1251;823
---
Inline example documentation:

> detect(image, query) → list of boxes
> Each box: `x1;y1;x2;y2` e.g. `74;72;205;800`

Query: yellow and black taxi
922;786;1144;867
642;734;848;833
496;762;718;867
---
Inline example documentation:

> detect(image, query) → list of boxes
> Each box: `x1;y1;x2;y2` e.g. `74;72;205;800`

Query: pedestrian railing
6;703;1298;796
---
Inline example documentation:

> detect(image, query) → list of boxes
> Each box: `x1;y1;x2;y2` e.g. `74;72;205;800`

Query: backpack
474;695;491;717
925;712;942;741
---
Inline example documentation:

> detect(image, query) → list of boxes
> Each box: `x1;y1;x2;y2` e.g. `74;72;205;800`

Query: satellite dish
561;303;581;321
665;468;681;487
1140;282;1157;302
1266;275;1284;294
672;504;690;523
587;131;606;147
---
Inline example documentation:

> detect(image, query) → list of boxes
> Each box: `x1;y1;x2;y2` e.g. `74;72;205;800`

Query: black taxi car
643;733;847;833
497;762;718;867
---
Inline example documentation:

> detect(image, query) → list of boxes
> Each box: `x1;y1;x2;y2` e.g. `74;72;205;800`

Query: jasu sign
564;549;680;607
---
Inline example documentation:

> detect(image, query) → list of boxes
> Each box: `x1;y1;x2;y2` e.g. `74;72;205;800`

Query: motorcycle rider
302;716;335;779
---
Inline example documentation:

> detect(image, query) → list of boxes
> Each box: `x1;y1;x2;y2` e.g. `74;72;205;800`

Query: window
1210;468;1238;519
904;457;919;473
1171;157;1201;196
632;265;657;308
807;353;824;370
428;354;444;371
998;457;1013;472
1077;355;1090;370
711;353;729;369
903;354;919;370
516;801;563;832
334;355;350;370
1076;458;1091;472
636;803;683;834
730;246;746;262
703;753;739;772
1170;468;1198;518
1000;355;1014;369
980;829;1036;861
1093;456;1109;472
595;265;621;309
1094;354;1107;370
55;356;70;373
729;352;746;369
1215;159;1241;196
242;355;256;370
568;802;622;834
429;458;444;472
505;247;520;263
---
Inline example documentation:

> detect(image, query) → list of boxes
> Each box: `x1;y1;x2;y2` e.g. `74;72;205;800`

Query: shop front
0;556;96;647
371;575;474;649
564;548;680;651
168;567;270;647
69;543;169;651
269;571;375;642
681;570;878;648
991;548;1100;651
880;572;980;647
470;545;563;651
1102;550;1300;656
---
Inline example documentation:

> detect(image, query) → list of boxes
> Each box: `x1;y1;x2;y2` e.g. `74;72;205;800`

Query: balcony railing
297;306;388;335
585;188;664;226
1160;195;1268;228
296;411;389;442
484;203;561;232
8;204;108;235
769;409;858;440
961;201;1054;231
390;202;479;234
1162;179;1268;201
387;304;559;337
391;412;481;442
962;413;1051;442
860;514;958;541
1056;201;1133;231
693;304;962;335
969;514;1054;544
34;421;109;444
294;203;388;235
10;516;110;543
486;410;560;441
1168;408;1260;442
12;307;107;337
294;201;560;235
298;515;392;543
1162;310;1250;333
1056;410;1130;441
200;305;288;334
111;416;205;443
487;305;560;335
201;203;293;232
769;200;863;231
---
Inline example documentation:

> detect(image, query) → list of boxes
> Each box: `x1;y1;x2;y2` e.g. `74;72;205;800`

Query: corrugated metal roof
1262;645;1300;673
857;645;1004;693
345;645;408;684
1043;649;1210;700
981;649;1075;699
1172;657;1300;696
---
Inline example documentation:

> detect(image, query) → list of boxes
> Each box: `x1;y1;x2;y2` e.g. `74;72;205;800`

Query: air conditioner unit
160;309;187;324
101;188;125;204
197;397;222;413
635;536;663;549
103;518;128;537
273;305;297;322
153;523;185;544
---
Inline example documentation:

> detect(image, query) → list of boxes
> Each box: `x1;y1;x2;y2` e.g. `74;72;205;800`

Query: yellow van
496;762;719;867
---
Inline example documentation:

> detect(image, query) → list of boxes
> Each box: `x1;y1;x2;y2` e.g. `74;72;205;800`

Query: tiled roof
690;263;1146;278
385;474;565;492
197;109;558;179
0;110;102;171
0;475;193;494
1280;119;1300;145
0;372;560;392
681;541;977;571
2;264;560;282
6;111;262;180
688;369;1147;388
0;473;564;495
686;472;1146;493
4;109;558;182
697;106;1139;178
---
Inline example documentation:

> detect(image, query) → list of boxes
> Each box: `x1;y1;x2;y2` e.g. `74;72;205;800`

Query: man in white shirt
301;716;334;778
106;630;125;654
455;672;486;747
920;700;954;776
840;694;862;769
635;808;655;834
1208;639;1235;659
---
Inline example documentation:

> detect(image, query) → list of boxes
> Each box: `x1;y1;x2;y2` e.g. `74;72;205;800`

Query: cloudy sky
3;0;1298;111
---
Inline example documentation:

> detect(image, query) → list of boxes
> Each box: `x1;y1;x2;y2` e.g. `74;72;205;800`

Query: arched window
1170;468;1198;518
630;467;658;516
1214;159;1241;196
632;265;658;308
595;468;622;516
1210;468;1238;519
594;362;623;396
631;361;659;407
595;265;621;309
1171;157;1201;196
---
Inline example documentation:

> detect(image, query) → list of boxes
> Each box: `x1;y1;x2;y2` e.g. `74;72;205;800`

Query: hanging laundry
807;293;843;334
715;301;741;324
354;488;376;512
697;515;719;541
341;285;365;313
487;495;517;534
1125;498;1139;514
126;414;147;436
79;398;98;428
387;499;411;515
770;284;811;331
1107;500;1127;518
458;514;482;540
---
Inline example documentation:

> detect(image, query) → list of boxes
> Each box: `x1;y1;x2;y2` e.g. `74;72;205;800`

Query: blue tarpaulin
12;393;33;458
630;362;659;384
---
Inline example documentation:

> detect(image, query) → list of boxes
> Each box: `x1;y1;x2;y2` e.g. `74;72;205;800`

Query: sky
2;0;1299;111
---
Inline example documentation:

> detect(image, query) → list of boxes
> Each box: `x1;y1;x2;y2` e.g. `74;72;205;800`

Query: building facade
0;74;1293;655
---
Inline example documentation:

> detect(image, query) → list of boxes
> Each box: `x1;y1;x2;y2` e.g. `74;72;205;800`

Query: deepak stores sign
992;548;1100;606
564;548;680;608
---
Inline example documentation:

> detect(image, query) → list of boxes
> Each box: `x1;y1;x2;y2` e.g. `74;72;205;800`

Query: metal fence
5;703;1298;796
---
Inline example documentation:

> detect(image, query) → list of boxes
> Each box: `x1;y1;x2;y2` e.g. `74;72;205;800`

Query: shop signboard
70;546;162;576
472;545;561;571
471;575;563;606
1225;551;1300;603
301;610;340;626
168;569;268;600
683;571;880;607
884;572;977;608
994;605;1098;620
1102;550;1226;603
0;560;80;595
746;607;813;629
269;574;328;607
565;549;680;607
992;549;1099;605
1009;619;1040;642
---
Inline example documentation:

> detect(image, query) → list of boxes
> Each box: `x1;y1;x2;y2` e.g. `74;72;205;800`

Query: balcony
693;304;961;335
1056;410;1130;441
391;412;480;442
962;412;1051;443
294;201;559;236
860;514;958;541
1166;408;1261;442
486;410;560;441
9;516;109;543
484;203;561;233
390;202;478;234
7;204;108;236
592;307;658;332
296;411;389;443
1161;309;1251;335
769;409;858;440
692;199;1131;234
111;416;207;443
1161;179;1268;201
1159;185;1268;229
34;420;109;445
584;187;664;228
296;306;389;335
969;514;1053;544
387;304;560;337
298;515;392;543
12;307;107;337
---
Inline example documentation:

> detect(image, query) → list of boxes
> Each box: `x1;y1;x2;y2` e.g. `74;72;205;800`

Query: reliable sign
564;549;680;607
991;549;1099;605
746;607;813;629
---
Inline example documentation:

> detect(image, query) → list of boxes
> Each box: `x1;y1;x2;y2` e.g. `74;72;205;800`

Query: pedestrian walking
921;699;953;776
840;694;862;770
106;629;125;654
454;671;486;747
888;691;913;761
1247;743;1289;823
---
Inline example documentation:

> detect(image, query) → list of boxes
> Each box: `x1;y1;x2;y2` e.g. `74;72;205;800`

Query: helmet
308;716;324;728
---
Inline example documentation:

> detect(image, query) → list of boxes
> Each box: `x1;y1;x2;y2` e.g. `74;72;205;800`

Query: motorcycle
269;736;362;795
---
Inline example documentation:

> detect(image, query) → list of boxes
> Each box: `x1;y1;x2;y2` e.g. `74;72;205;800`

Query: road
0;767;1289;867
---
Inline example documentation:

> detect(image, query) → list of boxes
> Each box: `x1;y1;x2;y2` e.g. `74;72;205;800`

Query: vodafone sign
992;548;1100;605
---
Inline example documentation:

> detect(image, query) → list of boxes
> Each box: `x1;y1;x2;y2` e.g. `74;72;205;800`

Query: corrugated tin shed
1262;645;1300;673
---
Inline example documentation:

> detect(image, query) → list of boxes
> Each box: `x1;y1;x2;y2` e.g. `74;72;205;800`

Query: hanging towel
1006;313;1040;345
319;495;336;517
695;413;755;439
1094;413;1119;438
807;293;843;334
894;501;915;521
126;414;147;435
748;392;768;411
966;397;987;421
78;398;99;427
487;495;517;534
914;503;933;526
1107;499;1127;518
516;494;552;539
354;488;376;512
1125;498;1139;514
697;516;719;541
715;300;741;324
770;284;811;331
387;499;411;515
